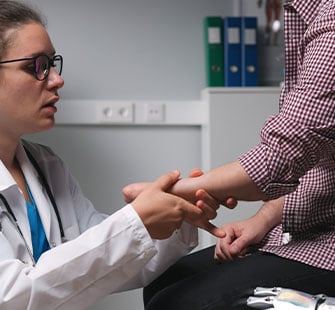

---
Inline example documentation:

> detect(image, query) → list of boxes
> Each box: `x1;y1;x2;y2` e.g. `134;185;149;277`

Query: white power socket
98;102;134;123
145;102;165;123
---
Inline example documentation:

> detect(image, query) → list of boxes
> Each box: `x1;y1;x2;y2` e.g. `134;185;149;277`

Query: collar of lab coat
0;160;17;191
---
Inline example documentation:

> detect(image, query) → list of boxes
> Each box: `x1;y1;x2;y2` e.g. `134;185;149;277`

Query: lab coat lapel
16;142;61;245
0;160;16;191
0;158;33;251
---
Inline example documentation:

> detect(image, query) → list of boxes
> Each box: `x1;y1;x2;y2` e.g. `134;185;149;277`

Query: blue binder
223;17;242;86
241;17;258;86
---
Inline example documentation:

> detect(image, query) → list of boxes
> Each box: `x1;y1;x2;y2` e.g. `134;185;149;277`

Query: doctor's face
0;23;64;138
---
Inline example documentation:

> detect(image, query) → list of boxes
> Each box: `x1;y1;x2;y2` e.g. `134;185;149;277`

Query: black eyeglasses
0;54;63;81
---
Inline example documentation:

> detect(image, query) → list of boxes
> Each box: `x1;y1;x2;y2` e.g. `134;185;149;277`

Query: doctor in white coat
0;1;223;309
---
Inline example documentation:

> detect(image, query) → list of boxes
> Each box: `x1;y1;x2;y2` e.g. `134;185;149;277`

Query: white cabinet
199;87;281;247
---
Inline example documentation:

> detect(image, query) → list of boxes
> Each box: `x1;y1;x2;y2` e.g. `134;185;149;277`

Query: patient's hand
214;197;284;262
123;182;149;203
214;217;266;261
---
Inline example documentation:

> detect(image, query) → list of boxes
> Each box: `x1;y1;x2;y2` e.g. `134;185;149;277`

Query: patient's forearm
171;161;268;204
255;197;284;232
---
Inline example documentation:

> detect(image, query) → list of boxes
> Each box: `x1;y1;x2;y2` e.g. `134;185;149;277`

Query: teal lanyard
26;183;50;262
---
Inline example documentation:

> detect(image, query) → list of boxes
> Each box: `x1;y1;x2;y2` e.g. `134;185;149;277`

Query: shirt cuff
240;144;299;200
121;204;156;253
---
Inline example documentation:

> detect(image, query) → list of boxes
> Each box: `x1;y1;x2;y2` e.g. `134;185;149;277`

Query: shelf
202;87;281;95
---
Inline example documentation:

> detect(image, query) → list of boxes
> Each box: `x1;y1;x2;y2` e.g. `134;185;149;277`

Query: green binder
204;16;224;87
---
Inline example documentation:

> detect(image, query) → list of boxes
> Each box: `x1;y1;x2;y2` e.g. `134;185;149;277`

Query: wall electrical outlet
145;102;165;123
98;102;134;123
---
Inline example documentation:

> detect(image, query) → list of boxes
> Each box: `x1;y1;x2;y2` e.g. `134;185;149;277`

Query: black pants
144;246;335;310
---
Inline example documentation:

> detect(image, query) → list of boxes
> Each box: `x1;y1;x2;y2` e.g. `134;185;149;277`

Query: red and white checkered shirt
240;0;335;271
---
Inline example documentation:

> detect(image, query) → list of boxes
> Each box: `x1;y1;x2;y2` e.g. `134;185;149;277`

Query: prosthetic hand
246;287;335;309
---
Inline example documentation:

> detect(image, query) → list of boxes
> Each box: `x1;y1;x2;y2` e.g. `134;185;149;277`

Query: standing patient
0;1;222;309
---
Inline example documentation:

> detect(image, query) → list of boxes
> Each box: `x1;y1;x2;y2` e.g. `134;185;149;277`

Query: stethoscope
0;146;66;263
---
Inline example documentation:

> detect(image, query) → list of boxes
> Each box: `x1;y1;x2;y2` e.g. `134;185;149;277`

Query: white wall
29;125;202;215
200;88;280;246
28;0;234;100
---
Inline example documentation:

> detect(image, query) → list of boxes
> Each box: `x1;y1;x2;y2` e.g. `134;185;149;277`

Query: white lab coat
0;140;198;309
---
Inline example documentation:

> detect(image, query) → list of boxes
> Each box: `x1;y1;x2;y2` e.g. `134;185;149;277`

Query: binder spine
223;17;242;87
242;17;259;86
204;16;224;87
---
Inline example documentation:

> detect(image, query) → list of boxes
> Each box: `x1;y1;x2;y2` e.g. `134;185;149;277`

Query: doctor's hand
131;170;225;240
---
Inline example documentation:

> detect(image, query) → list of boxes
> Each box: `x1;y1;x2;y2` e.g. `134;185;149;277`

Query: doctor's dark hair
0;0;46;59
